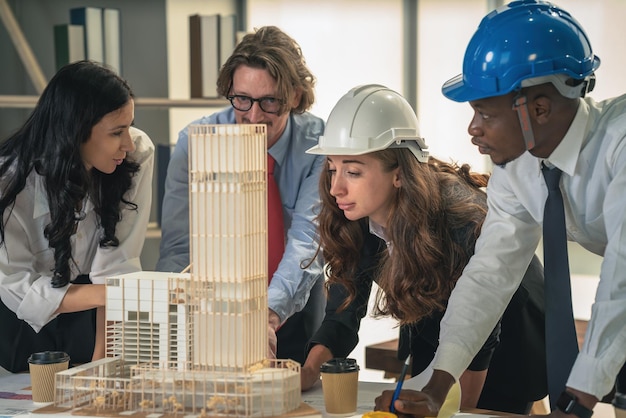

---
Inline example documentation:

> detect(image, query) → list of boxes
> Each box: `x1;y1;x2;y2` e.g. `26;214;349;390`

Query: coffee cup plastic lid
614;393;626;409
320;357;359;373
28;351;70;365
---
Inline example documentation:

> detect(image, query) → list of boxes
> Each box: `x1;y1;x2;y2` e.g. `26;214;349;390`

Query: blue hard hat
442;0;601;102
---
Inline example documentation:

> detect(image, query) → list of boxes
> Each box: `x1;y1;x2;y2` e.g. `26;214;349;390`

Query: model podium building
49;125;303;418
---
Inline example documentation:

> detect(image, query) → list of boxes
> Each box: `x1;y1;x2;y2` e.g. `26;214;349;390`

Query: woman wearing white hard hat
302;85;546;414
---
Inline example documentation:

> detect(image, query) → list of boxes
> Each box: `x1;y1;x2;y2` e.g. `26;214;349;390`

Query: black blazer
307;221;547;413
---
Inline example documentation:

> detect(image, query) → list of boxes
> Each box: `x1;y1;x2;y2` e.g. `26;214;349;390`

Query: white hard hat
307;84;429;162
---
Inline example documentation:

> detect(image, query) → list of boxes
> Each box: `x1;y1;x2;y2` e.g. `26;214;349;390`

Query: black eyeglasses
227;95;283;114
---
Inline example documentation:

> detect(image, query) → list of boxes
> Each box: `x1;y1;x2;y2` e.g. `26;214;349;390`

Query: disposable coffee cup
320;358;359;416
613;392;626;418
28;351;70;405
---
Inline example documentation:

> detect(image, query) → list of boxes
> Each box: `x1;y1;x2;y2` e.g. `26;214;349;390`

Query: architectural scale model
43;125;304;418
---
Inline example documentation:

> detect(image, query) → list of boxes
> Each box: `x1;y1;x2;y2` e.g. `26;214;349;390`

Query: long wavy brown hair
317;148;490;324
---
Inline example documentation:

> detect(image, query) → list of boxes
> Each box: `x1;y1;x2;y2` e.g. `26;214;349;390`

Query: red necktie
267;154;285;282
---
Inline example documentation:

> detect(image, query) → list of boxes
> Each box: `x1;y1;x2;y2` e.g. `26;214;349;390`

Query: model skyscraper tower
49;125;303;418
188;124;268;367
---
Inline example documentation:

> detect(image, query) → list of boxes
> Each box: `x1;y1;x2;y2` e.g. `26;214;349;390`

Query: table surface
2;372;618;418
0;373;31;418
0;373;511;418
0;374;395;418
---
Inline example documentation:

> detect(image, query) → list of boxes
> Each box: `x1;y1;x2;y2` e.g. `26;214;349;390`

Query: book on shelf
219;14;237;68
53;24;85;71
156;144;171;226
102;8;122;74
189;13;220;99
69;6;104;63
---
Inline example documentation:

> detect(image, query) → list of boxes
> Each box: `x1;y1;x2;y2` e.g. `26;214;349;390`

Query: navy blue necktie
542;165;579;410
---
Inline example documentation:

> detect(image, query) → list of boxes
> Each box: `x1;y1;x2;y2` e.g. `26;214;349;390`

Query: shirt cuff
568;352;619;399
17;280;66;332
267;287;290;324
431;342;472;382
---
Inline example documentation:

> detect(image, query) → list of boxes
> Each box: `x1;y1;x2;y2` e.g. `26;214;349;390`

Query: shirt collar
268;115;292;166
369;219;393;252
542;98;589;176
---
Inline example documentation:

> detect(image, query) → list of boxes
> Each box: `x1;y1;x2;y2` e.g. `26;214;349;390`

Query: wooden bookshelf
0;95;228;109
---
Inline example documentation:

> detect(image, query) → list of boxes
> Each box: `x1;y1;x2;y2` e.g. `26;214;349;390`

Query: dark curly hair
0;60;140;288
317;149;490;324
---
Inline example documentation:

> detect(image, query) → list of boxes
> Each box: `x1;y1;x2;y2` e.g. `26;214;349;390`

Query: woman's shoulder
129;127;155;163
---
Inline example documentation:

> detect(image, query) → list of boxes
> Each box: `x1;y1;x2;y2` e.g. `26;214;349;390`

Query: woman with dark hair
0;60;154;372
301;85;546;414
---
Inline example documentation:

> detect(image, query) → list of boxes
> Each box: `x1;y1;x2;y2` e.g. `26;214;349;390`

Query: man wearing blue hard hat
375;1;626;417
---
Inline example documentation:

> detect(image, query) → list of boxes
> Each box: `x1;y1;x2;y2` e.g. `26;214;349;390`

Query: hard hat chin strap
513;93;536;151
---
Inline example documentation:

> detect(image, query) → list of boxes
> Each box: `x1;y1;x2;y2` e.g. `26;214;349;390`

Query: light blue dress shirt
157;107;325;323
434;94;626;399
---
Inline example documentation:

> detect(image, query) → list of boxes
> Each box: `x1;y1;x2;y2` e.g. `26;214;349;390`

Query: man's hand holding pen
375;389;441;418
374;369;456;418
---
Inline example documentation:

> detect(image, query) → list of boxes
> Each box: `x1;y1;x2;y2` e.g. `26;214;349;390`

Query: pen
389;354;411;413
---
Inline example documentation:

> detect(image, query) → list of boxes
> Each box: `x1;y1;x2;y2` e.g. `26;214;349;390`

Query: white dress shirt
0;127;154;332
434;94;626;399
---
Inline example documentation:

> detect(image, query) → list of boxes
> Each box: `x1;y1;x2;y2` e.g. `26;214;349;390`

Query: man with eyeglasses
157;26;326;367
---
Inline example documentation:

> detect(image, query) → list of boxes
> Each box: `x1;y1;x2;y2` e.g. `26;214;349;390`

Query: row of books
53;7;121;74
190;14;238;99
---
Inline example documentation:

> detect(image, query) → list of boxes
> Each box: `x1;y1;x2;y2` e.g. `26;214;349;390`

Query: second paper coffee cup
320;358;359;416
